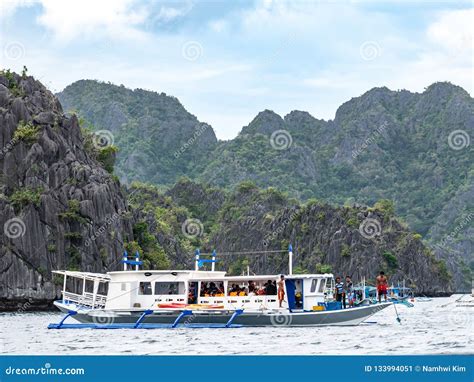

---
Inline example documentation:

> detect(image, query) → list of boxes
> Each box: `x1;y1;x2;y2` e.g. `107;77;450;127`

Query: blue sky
1;0;472;139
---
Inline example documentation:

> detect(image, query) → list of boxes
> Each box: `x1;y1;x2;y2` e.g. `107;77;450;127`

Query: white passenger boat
48;247;391;329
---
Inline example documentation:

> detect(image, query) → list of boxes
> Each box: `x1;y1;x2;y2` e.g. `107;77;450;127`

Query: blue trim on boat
134;309;153;328
48;309;243;329
171;310;193;328
225;309;243;328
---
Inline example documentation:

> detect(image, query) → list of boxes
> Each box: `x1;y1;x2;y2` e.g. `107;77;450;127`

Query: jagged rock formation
0;72;133;310
162;180;453;295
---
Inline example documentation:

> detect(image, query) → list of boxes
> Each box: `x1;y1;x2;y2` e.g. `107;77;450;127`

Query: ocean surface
1;296;472;355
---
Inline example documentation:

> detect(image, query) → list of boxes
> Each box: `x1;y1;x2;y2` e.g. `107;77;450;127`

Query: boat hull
53;301;391;327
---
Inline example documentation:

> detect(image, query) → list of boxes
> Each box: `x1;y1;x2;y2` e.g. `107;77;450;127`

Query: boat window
85;280;94;293
138;282;152;295
310;279;318;293
318;278;326;293
155;282;185;295
227;280;276;296
200;281;225;297
98;282;108;295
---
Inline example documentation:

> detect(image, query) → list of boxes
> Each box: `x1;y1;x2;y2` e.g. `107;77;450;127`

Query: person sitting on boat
256;287;266;295
277;275;285;308
334;277;346;308
208;282;218;296
265;280;277;295
238;286;247;296
229;284;239;296
248;281;256;295
376;271;388;303
345;275;354;308
216;282;225;297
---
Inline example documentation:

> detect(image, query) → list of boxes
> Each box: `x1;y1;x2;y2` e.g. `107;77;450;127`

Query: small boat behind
48;246;392;329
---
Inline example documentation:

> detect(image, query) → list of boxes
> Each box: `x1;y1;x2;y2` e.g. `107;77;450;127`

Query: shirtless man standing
376;271;388;303
277;275;285;308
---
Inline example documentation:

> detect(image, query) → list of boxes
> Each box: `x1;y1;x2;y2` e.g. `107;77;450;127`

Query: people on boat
376;271;388;303
248;281;256;294
277;275;285;308
334;277;345;308
168;284;178;294
265;280;277;295
217;282;225;296
229;284;238;296
345;275;354;308
208;282;218;295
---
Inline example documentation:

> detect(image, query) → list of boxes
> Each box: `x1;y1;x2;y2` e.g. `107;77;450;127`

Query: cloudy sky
1;0;472;139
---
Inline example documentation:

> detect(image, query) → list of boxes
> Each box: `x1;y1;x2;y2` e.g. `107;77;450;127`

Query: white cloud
427;9;473;50
36;0;150;42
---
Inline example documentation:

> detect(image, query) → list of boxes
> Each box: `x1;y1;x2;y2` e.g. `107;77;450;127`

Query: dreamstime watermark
92;130;114;149
4;363;85;376
0;136;19;159
3;217;26;239
448;130;470;151
181;218;204;239
174;123;210;159
270;313;293;326
352;122;388;159
270;129;293;150
435;212;473;251
17;298;33;313
447;310;472;328
181;40;203;61
359;41;381;61
359;217;382;239
84;210;127;247
3;41;25;61
91;310;115;326
263;209;301;247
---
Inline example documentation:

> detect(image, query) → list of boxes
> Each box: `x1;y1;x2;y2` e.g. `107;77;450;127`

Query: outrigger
48;246;391;329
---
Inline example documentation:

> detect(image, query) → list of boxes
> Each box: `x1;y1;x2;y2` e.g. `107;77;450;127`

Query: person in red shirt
376;271;388;303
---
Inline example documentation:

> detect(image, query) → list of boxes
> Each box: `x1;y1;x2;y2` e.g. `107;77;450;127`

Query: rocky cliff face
0;72;133;310
163;180;452;295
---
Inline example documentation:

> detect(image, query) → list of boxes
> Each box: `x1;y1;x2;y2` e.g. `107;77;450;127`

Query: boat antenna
288;244;293;275
122;250;128;271
194;248;200;271
211;249;216;272
135;251;140;271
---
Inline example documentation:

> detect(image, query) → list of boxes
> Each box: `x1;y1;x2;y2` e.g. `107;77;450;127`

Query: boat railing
63;291;107;308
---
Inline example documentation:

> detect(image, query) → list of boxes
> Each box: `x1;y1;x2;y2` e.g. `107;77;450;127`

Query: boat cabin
53;247;334;312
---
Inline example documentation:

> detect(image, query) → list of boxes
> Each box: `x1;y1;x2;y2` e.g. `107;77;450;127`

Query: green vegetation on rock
13;121;40;143
9;187;42;209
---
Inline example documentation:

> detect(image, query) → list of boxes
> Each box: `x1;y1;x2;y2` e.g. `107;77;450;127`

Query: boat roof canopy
107;270;226;276
190;274;333;282
52;270;110;282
